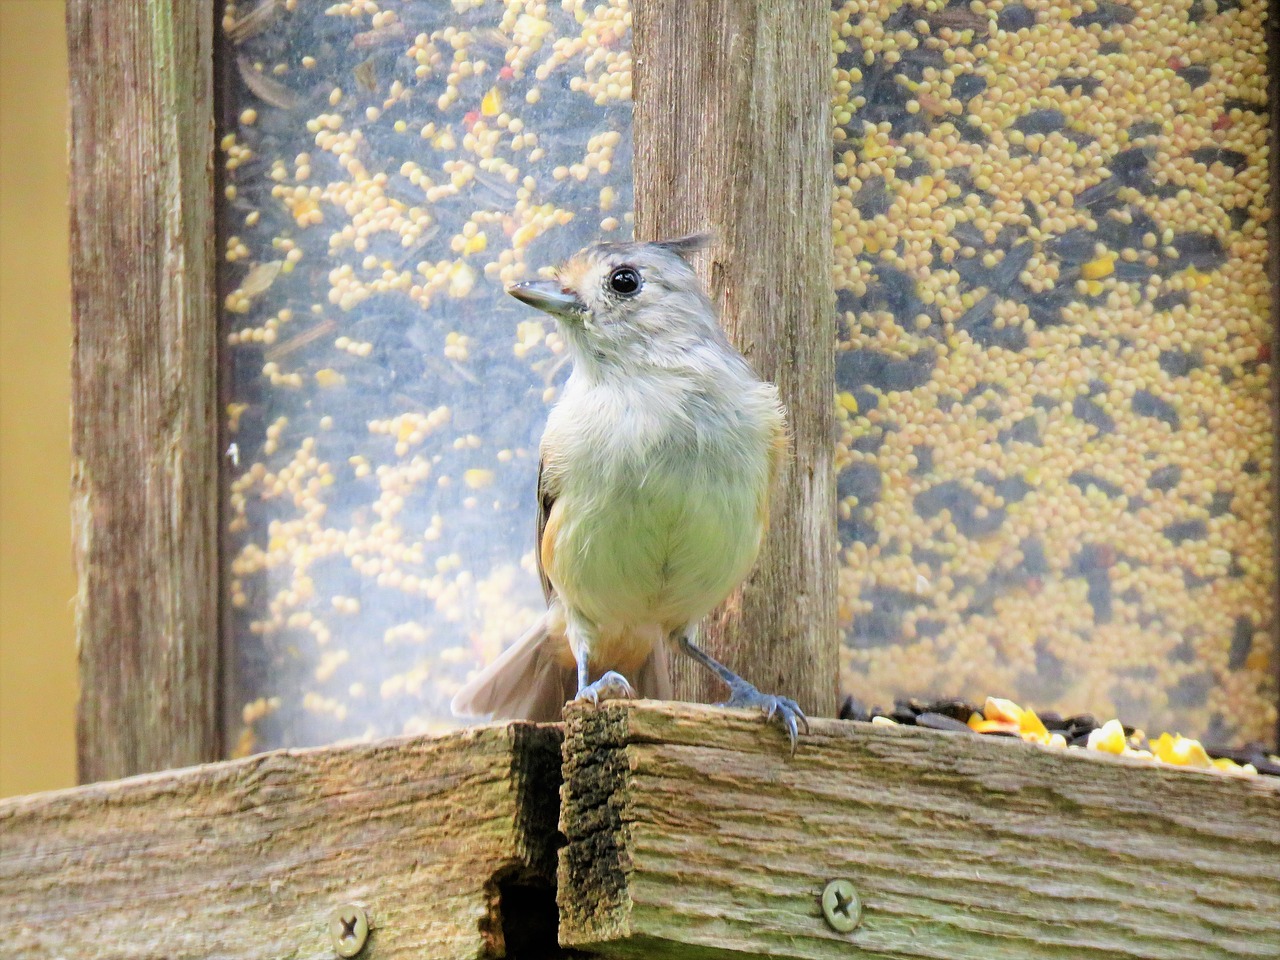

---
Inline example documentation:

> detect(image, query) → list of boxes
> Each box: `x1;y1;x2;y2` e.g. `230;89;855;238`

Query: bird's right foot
721;679;809;754
571;670;637;708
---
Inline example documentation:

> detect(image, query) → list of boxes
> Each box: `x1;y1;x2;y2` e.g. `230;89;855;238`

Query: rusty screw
820;879;861;933
328;904;370;958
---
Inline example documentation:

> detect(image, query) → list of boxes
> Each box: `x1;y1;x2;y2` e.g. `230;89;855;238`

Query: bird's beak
506;280;585;317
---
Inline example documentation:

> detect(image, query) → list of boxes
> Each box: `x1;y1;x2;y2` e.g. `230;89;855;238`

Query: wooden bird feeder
8;2;1280;957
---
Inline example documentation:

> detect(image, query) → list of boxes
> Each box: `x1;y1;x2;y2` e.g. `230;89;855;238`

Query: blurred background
0;0;76;798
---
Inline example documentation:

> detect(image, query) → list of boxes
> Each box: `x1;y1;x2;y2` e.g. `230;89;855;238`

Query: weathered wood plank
66;0;221;781
558;700;1280;960
2;723;564;960
632;1;838;718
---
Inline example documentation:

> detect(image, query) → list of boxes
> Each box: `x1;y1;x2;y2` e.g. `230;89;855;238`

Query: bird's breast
544;390;770;632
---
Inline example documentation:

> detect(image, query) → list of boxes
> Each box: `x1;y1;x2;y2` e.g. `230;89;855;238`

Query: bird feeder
18;2;1280;957
195;0;1280;756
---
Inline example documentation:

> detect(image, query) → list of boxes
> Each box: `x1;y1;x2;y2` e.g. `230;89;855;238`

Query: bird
450;234;808;749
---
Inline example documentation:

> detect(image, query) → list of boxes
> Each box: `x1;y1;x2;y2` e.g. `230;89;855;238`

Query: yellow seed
314;369;346;389
1183;267;1213;289
481;87;501;116
1081;255;1115;280
464;469;495;490
448;262;476;298
983;697;1023;724
1086;719;1127;754
1019;708;1049;742
1151;732;1215;769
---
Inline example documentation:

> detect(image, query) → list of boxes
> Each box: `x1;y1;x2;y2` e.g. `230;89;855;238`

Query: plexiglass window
220;0;1277;754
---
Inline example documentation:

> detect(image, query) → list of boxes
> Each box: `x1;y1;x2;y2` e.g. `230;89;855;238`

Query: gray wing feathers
449;611;574;722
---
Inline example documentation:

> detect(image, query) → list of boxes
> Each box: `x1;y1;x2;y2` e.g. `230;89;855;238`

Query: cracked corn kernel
1087;720;1128;755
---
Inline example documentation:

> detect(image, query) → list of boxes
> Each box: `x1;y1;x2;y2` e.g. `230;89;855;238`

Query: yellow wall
0;0;77;798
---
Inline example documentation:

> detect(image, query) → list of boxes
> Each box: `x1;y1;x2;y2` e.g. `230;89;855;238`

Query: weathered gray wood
2;723;564;959
66;1;221;781
558;700;1280;960
632;2;838;717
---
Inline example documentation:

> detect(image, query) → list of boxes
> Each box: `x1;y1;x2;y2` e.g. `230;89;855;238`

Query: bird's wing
535;456;557;604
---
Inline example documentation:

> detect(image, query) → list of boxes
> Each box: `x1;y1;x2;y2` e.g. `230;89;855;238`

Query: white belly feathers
541;371;771;635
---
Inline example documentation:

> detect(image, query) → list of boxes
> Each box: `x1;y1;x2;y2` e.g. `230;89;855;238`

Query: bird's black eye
608;266;641;296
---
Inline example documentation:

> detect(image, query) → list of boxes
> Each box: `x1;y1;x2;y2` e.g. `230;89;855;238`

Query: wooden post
632;2;838;716
66;0;221;782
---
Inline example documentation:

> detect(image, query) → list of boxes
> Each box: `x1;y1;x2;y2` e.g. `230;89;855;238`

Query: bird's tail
451;611;575;722
450;611;674;722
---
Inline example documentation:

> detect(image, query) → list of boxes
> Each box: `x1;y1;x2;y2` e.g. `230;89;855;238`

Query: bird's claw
571;670;637;708
720;680;809;754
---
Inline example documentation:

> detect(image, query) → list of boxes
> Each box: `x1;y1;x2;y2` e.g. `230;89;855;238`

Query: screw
328;904;370;958
820;879;861;933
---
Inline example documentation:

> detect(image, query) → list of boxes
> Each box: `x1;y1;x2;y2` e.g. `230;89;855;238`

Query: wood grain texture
558;700;1280;960
1;723;564;960
632;1;838;717
66;0;221;781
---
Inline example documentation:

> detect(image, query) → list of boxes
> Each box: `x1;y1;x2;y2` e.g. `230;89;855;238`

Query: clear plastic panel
220;0;1277;756
219;0;632;753
832;0;1276;745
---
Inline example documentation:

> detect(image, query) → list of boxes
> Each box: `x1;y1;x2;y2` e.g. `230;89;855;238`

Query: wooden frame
7;702;1278;959
67;0;221;783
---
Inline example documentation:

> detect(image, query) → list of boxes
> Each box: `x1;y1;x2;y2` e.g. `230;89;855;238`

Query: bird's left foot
571;670;637;708
720;680;809;754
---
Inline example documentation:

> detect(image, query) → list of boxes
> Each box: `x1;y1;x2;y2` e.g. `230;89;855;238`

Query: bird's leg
676;629;808;753
568;625;636;707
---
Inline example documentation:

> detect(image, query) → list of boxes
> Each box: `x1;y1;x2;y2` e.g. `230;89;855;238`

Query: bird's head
507;234;724;371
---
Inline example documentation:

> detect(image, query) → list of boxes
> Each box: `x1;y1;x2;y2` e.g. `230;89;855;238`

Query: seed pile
219;0;633;754
841;694;1280;775
832;0;1277;745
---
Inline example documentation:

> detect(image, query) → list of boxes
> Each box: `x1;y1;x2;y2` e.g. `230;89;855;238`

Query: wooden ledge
1;723;563;959
558;701;1280;960
5;702;1278;959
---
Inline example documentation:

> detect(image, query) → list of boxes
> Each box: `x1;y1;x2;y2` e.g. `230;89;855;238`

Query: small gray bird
450;235;807;748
